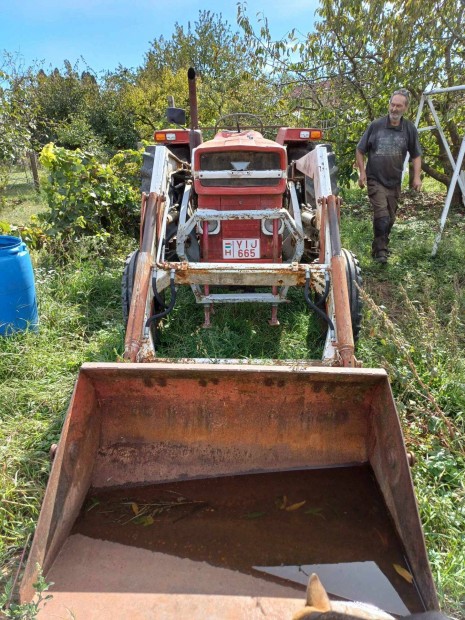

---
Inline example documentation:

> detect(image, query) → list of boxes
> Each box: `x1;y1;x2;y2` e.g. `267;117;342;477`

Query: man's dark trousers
367;179;401;256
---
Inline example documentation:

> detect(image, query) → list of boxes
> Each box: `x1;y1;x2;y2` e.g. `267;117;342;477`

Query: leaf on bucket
131;502;140;515
275;495;287;509
86;498;100;512
132;515;153;526
286;500;306;512
304;506;324;518
243;511;267;519
393;564;413;583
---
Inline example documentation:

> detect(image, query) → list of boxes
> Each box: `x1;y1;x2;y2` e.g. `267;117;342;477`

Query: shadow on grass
155;286;325;360
5;181;37;198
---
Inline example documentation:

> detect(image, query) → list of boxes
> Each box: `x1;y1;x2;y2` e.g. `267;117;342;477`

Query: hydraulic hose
151;265;175;310
304;270;335;338
153;282;167;310
316;271;331;308
146;270;177;327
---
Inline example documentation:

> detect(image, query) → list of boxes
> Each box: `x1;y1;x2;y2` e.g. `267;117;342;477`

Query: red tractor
123;68;361;365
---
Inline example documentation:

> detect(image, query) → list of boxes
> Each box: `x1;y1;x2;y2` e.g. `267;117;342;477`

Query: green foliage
0;165;48;234
124;67;190;139
359;287;465;614
2;13;465;612
86;85;139;151
0;217;49;251
155;286;325;360
0;56;35;163
238;1;465;195
38;143;142;243
53;113;106;155
27;61;138;153
0;164;9;208
0;567;53;619
1;184;464;614
131;10;289;136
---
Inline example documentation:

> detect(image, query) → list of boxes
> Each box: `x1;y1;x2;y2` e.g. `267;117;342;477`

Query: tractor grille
199;150;282;187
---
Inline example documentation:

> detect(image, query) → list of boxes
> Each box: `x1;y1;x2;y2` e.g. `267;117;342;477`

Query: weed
0;565;53;619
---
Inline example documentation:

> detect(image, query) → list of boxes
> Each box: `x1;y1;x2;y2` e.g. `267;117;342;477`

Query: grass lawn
0;167;47;227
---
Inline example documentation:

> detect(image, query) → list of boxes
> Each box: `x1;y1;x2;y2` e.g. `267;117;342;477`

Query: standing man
356;89;422;263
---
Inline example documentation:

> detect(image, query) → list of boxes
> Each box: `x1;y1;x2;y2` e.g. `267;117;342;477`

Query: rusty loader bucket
21;362;438;618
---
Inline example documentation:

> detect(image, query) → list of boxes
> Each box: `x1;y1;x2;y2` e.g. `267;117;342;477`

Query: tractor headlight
261;218;284;236
198;220;221;235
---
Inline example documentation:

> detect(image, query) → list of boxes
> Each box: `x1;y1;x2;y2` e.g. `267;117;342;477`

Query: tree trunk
28;151;40;193
452;181;463;207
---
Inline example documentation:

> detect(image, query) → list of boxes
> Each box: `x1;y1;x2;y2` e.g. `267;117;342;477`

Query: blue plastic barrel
0;235;39;335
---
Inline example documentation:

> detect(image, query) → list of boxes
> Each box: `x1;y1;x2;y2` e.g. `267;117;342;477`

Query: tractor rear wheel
342;248;363;343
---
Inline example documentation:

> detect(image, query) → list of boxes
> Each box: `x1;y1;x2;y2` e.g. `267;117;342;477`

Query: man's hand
355;149;367;189
411;157;422;191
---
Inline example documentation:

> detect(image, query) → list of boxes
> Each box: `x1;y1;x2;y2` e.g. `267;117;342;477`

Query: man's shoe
374;251;388;264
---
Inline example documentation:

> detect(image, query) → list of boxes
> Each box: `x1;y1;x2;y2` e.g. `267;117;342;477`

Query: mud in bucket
0;235;39;335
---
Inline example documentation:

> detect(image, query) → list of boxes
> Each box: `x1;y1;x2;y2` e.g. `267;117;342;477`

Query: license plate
223;239;260;259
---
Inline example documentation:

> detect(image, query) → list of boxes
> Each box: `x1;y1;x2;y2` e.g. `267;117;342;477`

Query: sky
0;0;319;75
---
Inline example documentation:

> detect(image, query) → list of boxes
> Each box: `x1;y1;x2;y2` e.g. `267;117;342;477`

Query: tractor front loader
21;69;439;619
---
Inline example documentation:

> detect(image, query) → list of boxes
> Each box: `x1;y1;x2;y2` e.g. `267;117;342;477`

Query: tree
131;11;289;137
87;77;139;151
0;54;37;203
31;61;138;154
0;53;35;163
238;0;465;197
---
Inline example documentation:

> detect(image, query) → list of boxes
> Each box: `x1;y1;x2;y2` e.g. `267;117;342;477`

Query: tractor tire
122;250;139;327
122;249;164;344
342;248;363;343
305;144;339;206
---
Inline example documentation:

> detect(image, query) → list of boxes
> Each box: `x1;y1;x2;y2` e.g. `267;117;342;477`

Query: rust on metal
139;193;147;248
326;196;356;367
331;253;355;367
20;362;439;614
124;192;161;362
20;371;100;602
156;261;322;288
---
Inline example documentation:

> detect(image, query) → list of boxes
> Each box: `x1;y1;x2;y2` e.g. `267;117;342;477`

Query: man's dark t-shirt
357;115;422;188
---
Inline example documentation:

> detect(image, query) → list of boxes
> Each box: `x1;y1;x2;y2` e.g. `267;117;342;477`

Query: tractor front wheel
342;248;363;343
122;250;164;344
122;250;138;327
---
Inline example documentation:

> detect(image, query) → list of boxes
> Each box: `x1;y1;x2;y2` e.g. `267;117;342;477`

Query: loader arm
124;146;186;362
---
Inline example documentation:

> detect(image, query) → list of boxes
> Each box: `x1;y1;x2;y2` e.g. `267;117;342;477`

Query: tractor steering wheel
214;113;264;134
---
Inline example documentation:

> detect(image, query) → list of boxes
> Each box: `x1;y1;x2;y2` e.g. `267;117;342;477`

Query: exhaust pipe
188;67;199;130
188;67;202;151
